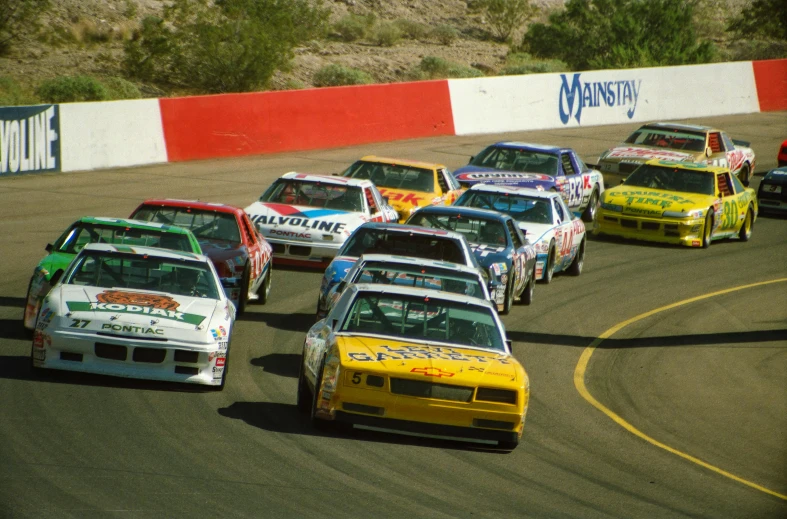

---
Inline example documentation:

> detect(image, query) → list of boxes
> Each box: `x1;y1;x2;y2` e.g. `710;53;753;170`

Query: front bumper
33;328;226;386
596;210;704;247
758;195;787;214
267;237;343;267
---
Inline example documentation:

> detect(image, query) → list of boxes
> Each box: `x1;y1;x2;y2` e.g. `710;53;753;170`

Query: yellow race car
340;156;464;222
298;283;529;449
596;160;757;248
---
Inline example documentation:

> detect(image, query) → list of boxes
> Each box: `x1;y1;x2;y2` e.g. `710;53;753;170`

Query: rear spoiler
732;139;751;148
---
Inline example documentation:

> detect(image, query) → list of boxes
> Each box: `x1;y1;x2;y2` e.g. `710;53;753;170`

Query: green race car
23;217;202;330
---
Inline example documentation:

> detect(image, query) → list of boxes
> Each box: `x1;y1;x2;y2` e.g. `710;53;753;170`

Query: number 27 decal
69;319;90;328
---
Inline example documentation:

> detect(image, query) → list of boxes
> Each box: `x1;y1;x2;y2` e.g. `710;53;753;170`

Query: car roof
466;183;559;200
355;254;482;275
488;142;565;154
357;155;446;170
643;158;728;174
280;171;372;188
349;282;496;308
137;199;243;215
765;166;787;178
640;122;713;132
80;243;207;262
358;222;466;240
76;217;194;235
412;204;511;221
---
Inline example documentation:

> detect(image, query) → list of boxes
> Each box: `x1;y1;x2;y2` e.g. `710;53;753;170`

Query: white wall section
59;99;168;172
448;61;760;136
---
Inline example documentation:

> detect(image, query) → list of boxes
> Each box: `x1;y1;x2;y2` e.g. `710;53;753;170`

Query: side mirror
705;147;712;158
45;243;53;253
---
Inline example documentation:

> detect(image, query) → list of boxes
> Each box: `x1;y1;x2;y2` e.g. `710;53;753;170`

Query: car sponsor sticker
66;290;206;325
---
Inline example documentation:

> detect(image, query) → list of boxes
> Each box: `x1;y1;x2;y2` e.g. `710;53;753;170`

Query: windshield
131;206;241;245
260;179;364;212
407;212;507;247
341;228;467;265
55;223;195;254
470;146;558;175
456;191;552;224
352;262;486;299
341;292;505;351
624;164;715;195
65;251;221;299
342;161;434;193
624;126;706;152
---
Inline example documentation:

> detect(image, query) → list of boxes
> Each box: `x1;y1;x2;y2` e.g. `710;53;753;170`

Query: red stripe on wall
159;81;455;162
752;59;787;112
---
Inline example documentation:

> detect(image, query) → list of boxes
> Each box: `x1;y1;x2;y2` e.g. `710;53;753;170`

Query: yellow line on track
574;278;787;500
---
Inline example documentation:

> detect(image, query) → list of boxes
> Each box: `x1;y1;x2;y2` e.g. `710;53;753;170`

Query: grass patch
313;64;373;87
406;56;484;80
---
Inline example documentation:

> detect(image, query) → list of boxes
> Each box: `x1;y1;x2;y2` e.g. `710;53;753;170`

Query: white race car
31;244;235;389
454;184;586;282
245;172;399;267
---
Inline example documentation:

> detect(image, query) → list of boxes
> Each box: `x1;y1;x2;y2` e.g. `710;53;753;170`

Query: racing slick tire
297;355;311;414
540;241;556;284
310;356;332;431
517;265;536;306
701;213;713;249
257;267;272;305
568;238;585;276
499;275;514;315
739;207;753;242
236;264;251;315
739;164;751;187
581;189;599;223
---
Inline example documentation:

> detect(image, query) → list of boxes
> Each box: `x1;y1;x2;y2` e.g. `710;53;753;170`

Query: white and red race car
245;172;398;267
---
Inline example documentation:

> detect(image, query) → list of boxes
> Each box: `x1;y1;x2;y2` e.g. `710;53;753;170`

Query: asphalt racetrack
0;112;785;518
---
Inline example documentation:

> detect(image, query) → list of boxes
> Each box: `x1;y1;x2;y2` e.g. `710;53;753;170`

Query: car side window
240;216;256;245
717;173;734;197
435;170;448;194
708;132;725;153
730;173;745;194
506;220;523;248
553;199;566;223
365;188;380;214
561;154;576;176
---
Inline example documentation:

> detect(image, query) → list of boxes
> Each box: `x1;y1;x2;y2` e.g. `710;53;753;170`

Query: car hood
337;336;523;386
245;202;365;242
602;145;699;164
57;285;219;332
468;243;509;268
324;256;358;287
198;239;246;263
604;186;716;216
454;168;556;189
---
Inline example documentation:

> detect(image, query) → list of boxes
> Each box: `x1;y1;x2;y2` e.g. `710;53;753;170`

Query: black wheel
540;242;556;284
739;207;753;241
499;275;514;315
518;264;535;306
701;213;713;248
582;188;599;223
296;354;311;414
739;164;751;187
258;267;272;305
236;264;251;315
310;356;331;430
568;238;585;276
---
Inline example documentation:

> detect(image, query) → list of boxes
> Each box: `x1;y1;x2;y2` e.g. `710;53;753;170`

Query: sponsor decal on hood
605;146;696;162
247;202;366;237
605;188;712;211
65;289;211;325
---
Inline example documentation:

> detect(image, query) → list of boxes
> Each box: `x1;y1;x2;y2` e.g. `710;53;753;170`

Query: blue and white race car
453;142;604;223
316;222;481;318
454;184;586;283
405;205;537;313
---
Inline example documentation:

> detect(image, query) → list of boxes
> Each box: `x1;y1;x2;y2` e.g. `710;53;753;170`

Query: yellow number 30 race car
595;160;757;248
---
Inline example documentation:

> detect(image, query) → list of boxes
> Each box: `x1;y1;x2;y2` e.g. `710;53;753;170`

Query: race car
318;222;482;317
406;206;537;313
778;139;787;167
452;142;604;223
317;254;490;319
340;156;464;222
298;283;529;450
130;199;273;314
454;184;587;283
596;122;757;186
757;166;787;215
595;160;757;247
31;244;235;389
245;172;398;267
23;217;202;331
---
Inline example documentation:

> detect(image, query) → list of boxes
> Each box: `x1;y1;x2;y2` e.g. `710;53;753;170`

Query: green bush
0;76;39;106
35;75;109;103
476;0;538;42
331;13;374;42
501;52;567;75
393;18;428;40
102;76;142;99
410;56;484;80
431;24;459;46
313;64;373;87
371;22;402;47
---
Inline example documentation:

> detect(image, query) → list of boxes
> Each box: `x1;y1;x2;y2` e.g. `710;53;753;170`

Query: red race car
130;199;273;314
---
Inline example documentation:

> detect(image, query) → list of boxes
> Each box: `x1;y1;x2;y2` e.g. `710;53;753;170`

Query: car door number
721;200;738;230
567;177;582;208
